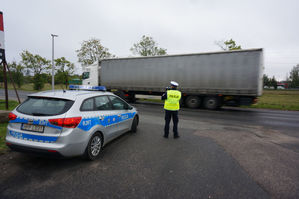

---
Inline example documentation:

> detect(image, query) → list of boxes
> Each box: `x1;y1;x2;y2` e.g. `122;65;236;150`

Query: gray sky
1;0;299;80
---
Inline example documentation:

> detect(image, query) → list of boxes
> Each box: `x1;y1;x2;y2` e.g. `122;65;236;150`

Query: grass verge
0;123;8;154
247;90;299;111
0;99;18;153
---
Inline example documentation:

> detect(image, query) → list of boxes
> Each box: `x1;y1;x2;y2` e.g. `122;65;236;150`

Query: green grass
0;99;20;111
0;83;68;91
0;100;17;153
246;90;299;111
0;123;8;154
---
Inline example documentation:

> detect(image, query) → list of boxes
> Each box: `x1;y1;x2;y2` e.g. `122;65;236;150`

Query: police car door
93;95;121;141
108;95;132;135
80;96;118;142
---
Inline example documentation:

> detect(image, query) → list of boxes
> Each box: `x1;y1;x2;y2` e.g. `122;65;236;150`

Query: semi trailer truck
82;48;263;109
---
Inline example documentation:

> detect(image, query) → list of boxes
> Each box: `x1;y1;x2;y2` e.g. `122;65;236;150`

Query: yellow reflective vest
164;90;182;111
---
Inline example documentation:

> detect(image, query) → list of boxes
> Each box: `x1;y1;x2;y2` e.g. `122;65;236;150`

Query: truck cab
82;63;99;86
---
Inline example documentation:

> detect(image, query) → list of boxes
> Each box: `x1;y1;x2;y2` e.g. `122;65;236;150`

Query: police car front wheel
130;116;139;133
84;132;103;160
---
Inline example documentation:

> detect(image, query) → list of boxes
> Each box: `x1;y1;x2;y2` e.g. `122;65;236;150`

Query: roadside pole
51;34;58;92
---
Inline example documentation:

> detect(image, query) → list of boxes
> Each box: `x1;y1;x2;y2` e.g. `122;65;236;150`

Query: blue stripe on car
9;112;136;132
77;112;136;131
9;130;58;143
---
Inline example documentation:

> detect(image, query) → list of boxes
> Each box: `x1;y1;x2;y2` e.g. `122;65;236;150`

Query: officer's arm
161;92;167;100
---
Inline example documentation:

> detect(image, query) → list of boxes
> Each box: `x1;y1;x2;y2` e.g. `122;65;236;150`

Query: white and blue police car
6;85;139;160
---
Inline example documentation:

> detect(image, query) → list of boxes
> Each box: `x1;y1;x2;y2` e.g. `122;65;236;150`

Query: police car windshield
17;97;74;116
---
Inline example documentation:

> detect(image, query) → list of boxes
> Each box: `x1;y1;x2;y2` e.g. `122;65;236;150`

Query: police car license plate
21;124;44;133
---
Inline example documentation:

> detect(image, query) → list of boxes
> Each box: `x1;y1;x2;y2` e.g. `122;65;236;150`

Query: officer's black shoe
163;135;168;138
174;135;180;139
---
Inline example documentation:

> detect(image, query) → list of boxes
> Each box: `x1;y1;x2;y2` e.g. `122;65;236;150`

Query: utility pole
51;34;58;92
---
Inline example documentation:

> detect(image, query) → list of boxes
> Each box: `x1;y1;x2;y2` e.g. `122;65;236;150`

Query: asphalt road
1;90;299;198
0;89;33;102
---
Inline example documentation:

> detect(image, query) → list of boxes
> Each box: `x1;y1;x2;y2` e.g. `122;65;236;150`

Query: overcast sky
1;0;299;80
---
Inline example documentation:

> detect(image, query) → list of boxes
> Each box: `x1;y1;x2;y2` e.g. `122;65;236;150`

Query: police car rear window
17;97;74;116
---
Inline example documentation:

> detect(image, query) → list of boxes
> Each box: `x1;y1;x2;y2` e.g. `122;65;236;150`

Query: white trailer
82;48;263;109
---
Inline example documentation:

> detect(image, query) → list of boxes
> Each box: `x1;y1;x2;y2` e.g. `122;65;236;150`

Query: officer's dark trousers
164;110;179;137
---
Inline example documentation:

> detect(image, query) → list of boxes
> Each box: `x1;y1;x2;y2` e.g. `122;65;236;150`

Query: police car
6;85;139;160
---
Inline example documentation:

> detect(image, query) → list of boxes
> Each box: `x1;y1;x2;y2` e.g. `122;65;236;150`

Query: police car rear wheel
85;132;102;160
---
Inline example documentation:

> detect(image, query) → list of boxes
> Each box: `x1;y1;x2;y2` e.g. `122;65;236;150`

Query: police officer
161;81;182;138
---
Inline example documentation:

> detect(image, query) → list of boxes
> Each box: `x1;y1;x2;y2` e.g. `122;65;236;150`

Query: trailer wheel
185;96;201;108
203;96;219;110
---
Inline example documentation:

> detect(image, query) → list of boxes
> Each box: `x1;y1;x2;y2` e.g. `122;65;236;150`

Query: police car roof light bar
69;85;107;91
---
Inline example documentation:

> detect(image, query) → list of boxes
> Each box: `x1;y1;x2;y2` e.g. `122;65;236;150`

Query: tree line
0;51;76;90
263;65;299;89
75;35;167;65
76;36;241;66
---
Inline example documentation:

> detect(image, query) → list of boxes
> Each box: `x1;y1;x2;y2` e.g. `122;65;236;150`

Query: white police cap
170;81;179;87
